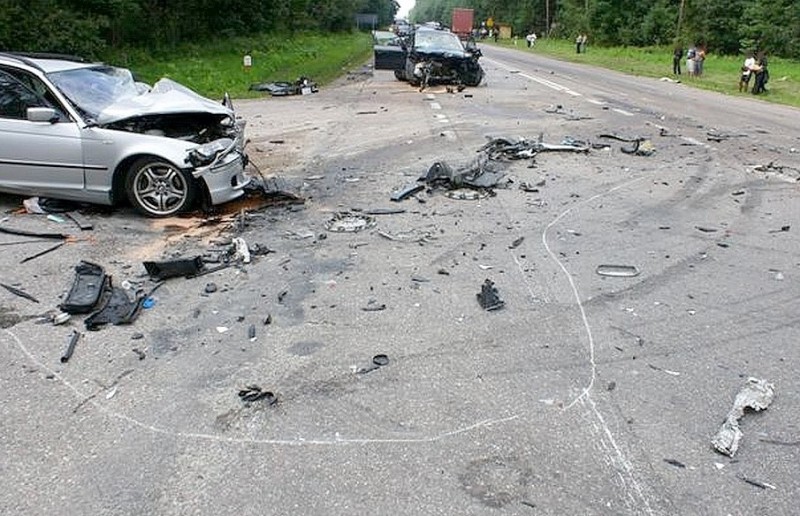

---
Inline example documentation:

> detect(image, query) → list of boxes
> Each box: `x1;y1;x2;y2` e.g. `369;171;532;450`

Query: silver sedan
0;53;250;217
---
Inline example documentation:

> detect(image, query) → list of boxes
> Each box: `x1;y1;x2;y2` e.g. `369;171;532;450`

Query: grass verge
494;38;800;108
103;32;373;99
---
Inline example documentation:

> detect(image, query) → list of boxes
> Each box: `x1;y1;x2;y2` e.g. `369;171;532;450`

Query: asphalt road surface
2;44;799;515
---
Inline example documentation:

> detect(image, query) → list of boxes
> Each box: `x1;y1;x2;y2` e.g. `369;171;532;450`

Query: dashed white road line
429;102;442;110
612;108;635;117
486;58;581;97
587;98;605;105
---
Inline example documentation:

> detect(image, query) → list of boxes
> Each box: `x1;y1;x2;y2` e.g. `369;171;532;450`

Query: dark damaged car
374;26;484;89
0;53;249;217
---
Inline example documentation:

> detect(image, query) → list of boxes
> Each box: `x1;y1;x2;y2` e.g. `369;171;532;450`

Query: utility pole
545;0;550;36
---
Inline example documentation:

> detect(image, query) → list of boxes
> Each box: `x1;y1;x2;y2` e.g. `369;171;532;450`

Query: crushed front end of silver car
94;78;250;207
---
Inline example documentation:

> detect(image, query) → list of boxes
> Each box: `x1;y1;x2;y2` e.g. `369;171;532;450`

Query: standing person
695;46;706;77
686;45;696;77
672;45;683;75
580;33;588;53
576;33;582;53
752;51;769;94
739;51;756;92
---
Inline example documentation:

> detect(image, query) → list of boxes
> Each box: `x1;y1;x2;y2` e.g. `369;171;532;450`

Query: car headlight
188;138;234;167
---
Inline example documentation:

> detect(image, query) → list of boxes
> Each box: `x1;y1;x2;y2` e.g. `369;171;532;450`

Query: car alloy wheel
125;157;196;217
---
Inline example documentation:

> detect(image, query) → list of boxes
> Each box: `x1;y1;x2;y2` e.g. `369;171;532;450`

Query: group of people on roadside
740;50;769;94
672;44;707;77
672;44;770;95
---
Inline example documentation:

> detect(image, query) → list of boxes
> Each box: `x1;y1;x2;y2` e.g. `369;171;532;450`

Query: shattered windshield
415;31;464;53
48;66;140;120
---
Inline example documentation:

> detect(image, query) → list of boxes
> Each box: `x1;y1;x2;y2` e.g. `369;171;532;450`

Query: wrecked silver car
0;53;249;217
374;26;484;89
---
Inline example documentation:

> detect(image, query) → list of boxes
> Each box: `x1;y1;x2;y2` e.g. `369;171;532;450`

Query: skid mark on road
537;176;654;514
2;329;517;446
498;175;654;513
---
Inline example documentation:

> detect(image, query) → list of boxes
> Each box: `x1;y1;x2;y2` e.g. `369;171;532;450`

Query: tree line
410;0;800;58
0;0;400;57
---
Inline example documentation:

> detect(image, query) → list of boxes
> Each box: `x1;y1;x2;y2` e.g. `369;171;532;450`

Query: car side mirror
27;107;60;123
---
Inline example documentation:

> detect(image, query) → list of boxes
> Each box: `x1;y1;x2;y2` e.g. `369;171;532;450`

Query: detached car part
60;261;110;314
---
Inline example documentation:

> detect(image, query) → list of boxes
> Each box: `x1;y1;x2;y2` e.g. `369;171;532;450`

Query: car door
0;70;84;196
374;41;407;70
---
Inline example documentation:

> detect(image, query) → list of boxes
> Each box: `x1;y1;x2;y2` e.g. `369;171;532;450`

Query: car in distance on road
0;52;249;217
374;26;484;89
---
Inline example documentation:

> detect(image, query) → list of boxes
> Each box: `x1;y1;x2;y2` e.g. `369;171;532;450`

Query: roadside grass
495;38;800;108
103;32;373;99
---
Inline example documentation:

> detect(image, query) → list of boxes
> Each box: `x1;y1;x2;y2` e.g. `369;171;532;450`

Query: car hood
96;78;232;125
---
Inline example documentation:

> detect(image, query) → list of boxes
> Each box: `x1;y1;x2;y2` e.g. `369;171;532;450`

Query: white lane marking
430;102;442;110
487;58;581;96
613;108;635;117
425;93;436;101
587;98;605;105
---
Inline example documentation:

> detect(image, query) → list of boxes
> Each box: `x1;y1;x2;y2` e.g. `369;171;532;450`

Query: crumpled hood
96;78;232;125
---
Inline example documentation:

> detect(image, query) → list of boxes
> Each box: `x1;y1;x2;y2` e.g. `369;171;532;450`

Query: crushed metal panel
712;377;775;457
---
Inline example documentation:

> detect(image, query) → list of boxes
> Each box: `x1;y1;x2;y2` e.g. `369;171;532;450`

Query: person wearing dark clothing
673;46;683;75
752;52;769;94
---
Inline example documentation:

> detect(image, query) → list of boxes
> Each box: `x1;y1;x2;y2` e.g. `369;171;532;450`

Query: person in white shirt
739;51;756;92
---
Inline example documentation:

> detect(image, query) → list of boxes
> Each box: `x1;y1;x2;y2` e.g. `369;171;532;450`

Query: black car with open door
374;26;484;89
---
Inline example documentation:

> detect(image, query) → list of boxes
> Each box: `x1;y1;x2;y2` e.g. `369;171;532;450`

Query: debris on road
1;282;40;304
238;385;277;404
509;237;525;249
84;281;144;330
20;241;66;263
356;353;390;374
706;130;748;142
477;279;505;311
620;139;656;156
768;225;791;234
711;377;775;457
60;329;80;363
596;264;640;277
663;458;686;469
363;208;406;215
249;77;318;96
423;156;507;190
544;104;593;120
60;261;109;313
0;225;70;240
390;183;425;202
325;212;376;233
144;256;204;280
361;300;387;312
738;474;777;490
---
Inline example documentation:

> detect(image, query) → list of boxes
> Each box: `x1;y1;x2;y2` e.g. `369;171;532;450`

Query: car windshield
415;31;464;52
48;66;140;120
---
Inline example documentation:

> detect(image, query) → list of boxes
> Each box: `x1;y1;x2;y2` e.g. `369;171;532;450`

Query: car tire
394;69;406;81
125;157;196;217
464;70;484;87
